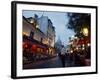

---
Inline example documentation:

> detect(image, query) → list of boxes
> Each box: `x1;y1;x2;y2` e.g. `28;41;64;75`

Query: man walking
60;45;66;67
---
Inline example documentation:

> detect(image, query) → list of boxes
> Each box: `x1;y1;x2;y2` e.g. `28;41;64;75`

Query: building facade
23;15;56;56
37;15;56;47
23;16;47;44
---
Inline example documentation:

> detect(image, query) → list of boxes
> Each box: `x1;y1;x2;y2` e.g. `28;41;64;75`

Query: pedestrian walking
60;45;66;67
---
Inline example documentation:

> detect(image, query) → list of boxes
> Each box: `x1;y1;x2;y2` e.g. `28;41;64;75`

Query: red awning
78;37;90;45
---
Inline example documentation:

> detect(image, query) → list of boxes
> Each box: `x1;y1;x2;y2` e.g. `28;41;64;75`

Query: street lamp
82;47;85;50
36;24;39;28
82;28;89;36
76;47;78;50
70;50;73;53
87;43;90;46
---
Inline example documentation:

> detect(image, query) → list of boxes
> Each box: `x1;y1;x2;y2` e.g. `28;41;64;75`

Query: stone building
23;15;56;55
23;16;47;44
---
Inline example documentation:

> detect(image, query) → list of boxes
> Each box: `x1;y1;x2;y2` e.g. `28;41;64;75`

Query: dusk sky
23;10;75;45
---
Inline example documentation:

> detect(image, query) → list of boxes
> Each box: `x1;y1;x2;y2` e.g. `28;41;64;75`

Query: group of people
59;45;88;67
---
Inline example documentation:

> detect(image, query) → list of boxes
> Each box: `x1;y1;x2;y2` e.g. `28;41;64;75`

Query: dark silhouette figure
60;45;66;67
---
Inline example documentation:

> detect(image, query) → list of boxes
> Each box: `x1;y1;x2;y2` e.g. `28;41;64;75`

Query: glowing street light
82;44;85;47
36;24;39;28
76;47;78;50
82;28;89;36
70;50;73;53
82;47;85;50
87;43;90;46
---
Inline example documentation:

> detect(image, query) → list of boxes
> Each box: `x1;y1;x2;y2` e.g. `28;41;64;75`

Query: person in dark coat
60;45;66;67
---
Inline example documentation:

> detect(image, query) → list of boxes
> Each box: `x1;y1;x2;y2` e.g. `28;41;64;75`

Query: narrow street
23;55;76;69
24;56;62;69
23;56;70;69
